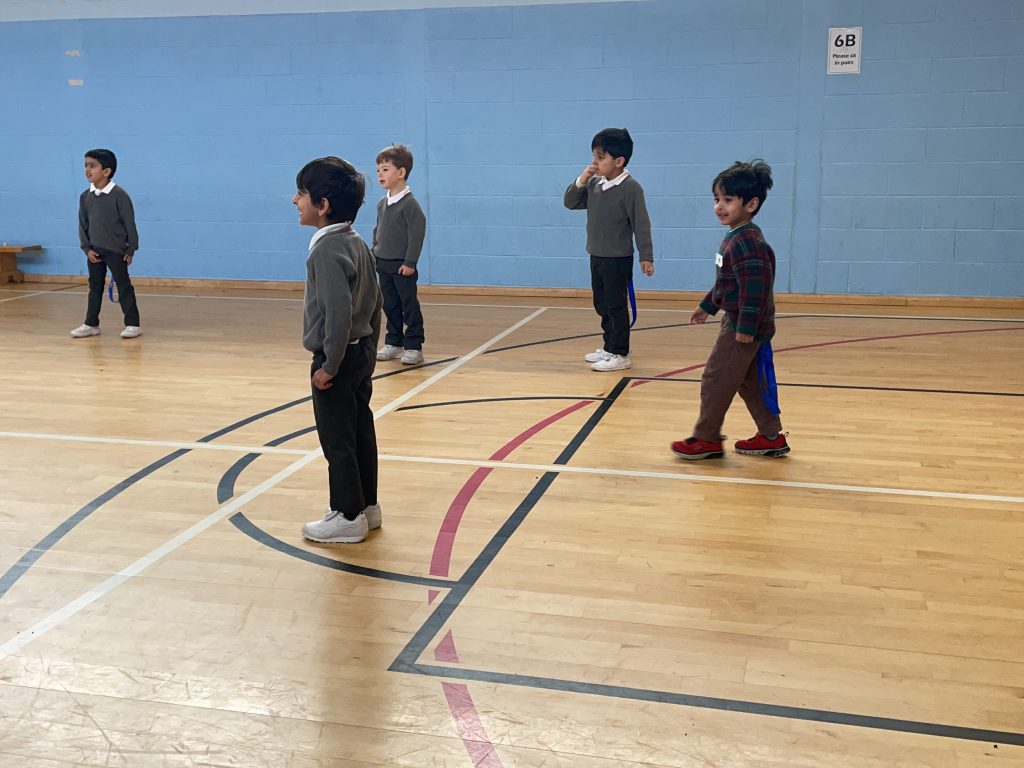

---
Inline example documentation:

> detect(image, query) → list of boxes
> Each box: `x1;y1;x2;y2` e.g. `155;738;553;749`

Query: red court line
428;399;597;578
427;322;1024;767
641;324;1024;383
442;682;506;768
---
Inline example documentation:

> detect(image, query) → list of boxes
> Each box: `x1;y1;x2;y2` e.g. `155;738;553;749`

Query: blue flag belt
757;341;781;416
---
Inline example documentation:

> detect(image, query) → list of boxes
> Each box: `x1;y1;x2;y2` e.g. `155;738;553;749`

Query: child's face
713;184;758;228
292;189;325;227
84;157;111;187
592;148;625;179
376;161;406;192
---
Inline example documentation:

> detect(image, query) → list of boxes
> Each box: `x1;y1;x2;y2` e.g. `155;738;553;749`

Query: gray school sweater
372;192;427;268
563;175;654;262
79;185;140;256
302;226;383;376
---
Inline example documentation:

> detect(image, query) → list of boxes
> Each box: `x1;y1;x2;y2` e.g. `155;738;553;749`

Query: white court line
4;429;1017;504
379;454;1024;505
0;431;307;455
0;307;547;661
0;290;51;304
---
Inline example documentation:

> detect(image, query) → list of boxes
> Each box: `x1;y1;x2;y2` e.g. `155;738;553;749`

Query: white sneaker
377;344;404;361
400;349;424;365
301;509;368;543
591;353;631;372
584;347;611;363
70;324;100;338
120;326;142;338
363;503;382;530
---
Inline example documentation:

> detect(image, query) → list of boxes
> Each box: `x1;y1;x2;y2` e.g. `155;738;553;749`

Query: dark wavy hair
712;160;773;215
296;156;365;223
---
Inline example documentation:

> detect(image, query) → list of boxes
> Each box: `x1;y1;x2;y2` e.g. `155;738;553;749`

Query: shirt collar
308;222;352;252
90;181;117;195
598;169;630;191
387;186;411;206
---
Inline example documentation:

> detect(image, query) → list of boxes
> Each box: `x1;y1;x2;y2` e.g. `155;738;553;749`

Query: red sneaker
670;437;724;460
734;432;790;457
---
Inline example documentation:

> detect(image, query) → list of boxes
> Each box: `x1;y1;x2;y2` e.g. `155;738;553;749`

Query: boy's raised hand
578;163;599;185
640;261;654;277
689;306;709;324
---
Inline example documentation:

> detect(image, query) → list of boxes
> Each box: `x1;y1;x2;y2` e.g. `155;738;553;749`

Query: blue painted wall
1;0;1021;296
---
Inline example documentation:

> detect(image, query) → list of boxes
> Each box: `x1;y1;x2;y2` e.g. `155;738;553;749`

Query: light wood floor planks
1;282;1022;767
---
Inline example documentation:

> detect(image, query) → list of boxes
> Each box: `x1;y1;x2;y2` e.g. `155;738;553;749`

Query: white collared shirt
308;222;352;252
598;169;630;191
386;186;411;206
90;181;117;196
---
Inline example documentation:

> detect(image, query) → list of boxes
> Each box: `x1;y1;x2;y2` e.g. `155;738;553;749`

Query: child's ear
316;197;331;217
744;197;760;213
399;167;407;180
613;156;626;169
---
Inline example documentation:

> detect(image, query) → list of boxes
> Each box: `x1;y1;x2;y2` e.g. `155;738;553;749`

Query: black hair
712;159;773;215
85;148;117;179
295;156;365;224
376;144;414;178
591;128;633;165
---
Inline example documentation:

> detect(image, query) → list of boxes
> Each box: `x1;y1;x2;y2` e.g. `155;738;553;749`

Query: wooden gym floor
1;281;1022;767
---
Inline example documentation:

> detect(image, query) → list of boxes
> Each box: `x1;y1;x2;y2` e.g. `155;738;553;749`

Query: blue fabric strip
628;279;637;328
757;341;781;415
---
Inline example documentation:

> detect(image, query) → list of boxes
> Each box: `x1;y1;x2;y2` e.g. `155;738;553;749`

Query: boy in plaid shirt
671;160;790;460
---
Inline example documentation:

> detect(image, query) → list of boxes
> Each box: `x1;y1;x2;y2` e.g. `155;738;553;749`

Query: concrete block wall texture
0;0;1021;297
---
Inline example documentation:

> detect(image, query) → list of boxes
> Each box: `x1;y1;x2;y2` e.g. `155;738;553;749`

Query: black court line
384;374;1024;748
632;377;1024;398
0;449;190;599
0;397;312;599
228;514;456;589
389;378;629;672
397;395;607;412
406;663;1024;747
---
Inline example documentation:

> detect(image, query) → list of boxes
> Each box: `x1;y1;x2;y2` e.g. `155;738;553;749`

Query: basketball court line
0;307;546;661
4;428;1021;506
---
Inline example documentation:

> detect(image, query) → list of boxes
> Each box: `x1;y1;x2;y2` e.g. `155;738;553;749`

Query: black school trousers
311;338;378;519
590;255;633;357
84;248;140;327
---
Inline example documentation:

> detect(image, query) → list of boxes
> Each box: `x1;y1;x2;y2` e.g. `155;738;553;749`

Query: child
71;148;142;339
372;144;427;365
564;127;654;372
671;160;790;460
293;156;384;544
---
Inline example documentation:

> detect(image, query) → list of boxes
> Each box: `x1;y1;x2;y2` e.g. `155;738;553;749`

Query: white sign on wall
827;27;862;74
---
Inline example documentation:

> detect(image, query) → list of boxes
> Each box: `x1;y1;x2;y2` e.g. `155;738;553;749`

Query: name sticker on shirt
715;252;724;267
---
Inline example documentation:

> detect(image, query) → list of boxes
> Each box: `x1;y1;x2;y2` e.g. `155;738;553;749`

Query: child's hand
312;368;334;390
398;265;415;276
640;261;654;277
689;307;709;324
87;249;101;263
123;252;133;265
579;163;599;184
735;332;754;343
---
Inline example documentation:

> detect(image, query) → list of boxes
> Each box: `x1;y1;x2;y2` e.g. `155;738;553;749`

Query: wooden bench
0;244;42;283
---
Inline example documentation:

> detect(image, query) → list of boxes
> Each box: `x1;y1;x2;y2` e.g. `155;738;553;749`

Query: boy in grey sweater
564;128;654;371
373;144;427;365
293;157;384;544
71;148;142;339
